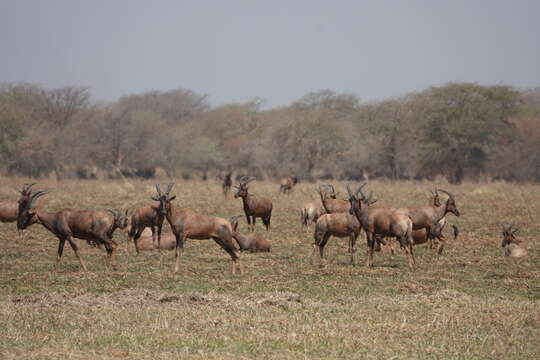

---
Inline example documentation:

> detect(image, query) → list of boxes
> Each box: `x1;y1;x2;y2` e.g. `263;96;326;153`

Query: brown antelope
395;188;460;255
317;184;350;214
162;184;242;274
300;188;337;227
229;215;271;252
312;186;362;266
17;190;128;271
279;176;298;195
222;172;233;195
234;176;273;232
0;183;36;237
128;183;172;254
347;184;416;269
501;225;527;258
135;229;177;251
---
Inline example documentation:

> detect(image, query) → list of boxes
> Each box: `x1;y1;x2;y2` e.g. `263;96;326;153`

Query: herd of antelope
0;176;528;275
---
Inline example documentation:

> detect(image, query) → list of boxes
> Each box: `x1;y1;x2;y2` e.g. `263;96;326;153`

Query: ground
0;178;538;359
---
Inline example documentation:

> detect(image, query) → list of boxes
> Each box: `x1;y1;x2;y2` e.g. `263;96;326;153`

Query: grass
0;177;539;359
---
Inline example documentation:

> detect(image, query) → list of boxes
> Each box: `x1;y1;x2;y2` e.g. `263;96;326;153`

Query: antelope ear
151;196;160;201
169;195;176;201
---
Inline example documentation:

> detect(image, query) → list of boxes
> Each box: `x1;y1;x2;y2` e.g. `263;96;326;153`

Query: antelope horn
29;190;48;208
20;183;37;194
346;183;353;198
155;184;163;197
356;183;367;196
107;209;119;218
437;189;454;200
165;182;175;196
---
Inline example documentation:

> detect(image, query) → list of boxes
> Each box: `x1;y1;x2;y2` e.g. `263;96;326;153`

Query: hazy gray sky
1;0;539;107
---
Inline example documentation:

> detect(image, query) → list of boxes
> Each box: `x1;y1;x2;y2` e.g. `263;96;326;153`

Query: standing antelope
229;215;271;252
234;176;273;231
279;176;298;195
317;184;350;214
222;172;233;195
501;225;527;258
395;188;460;255
128;183;172;254
347;184;416;269
300;189;337;227
312;186;362;266
163;184;242;274
17;190;128;271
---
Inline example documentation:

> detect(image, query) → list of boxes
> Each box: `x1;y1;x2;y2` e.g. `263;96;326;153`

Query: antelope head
17;189;48;230
437;189;460;216
501;225;519;247
152;182;176;216
234;176;254;198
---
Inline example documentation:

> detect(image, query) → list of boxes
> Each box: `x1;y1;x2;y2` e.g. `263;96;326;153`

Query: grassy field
0;177;539;359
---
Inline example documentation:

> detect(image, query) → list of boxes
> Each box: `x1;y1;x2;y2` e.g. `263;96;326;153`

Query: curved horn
28;190;48;208
346;183;353;198
356;183;367;196
20;183;37;194
437;189;454;200
155;184;163;197
107;209;119;218
165;182;175;196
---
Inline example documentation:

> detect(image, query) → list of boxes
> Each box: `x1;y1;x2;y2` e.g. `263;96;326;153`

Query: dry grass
0;177;539;359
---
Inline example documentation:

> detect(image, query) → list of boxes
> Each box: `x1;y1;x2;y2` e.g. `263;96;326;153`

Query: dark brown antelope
222;172;233;195
163;184;242;274
395;188;460;255
501;225;527;258
279;176;298;195
128;183;173;254
347;184;416;269
234;176;273;231
229;215;271;252
17;190;128;271
312;185;362;266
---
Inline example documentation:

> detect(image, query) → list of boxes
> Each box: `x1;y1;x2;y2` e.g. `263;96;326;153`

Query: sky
1;0;539;108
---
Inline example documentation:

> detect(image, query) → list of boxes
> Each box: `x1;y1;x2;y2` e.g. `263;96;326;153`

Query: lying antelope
501;225;527;258
128;183;172;254
348;184;416;269
234;176;273;231
163;184;242;274
17;190;128;271
230;215;271;252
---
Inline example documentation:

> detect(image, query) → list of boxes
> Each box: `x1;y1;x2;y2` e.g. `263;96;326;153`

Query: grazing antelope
234;176;273;232
222;172;233;195
279;176;298;195
300;190;337;227
229;215;271;252
17;190;128;271
163;184;242;274
312;186;362;266
347;184;416;269
501;225;527;258
128;183;172;254
395;188;460;255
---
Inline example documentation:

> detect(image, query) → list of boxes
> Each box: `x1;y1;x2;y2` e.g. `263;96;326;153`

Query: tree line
0;82;539;183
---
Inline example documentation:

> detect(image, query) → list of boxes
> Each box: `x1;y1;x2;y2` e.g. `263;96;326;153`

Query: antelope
17;190;128;271
300;190;337;227
163;184;242;274
136;230;177;251
347;184;416;269
279;176;298;195
234;176;273;232
229;215;271;252
128;183;172;254
317;184;350;214
395;188;460;255
312;186;362;266
0;183;36;237
222;172;233;195
501;225;527;258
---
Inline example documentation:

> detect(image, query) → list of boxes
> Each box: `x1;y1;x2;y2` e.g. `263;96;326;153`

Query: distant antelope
163;183;242;274
234;176;273;231
279;176;298;195
501;225;527;258
222;172;233;195
347;184;416;269
128;183;172;254
229;215;271;252
17;190;128;271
